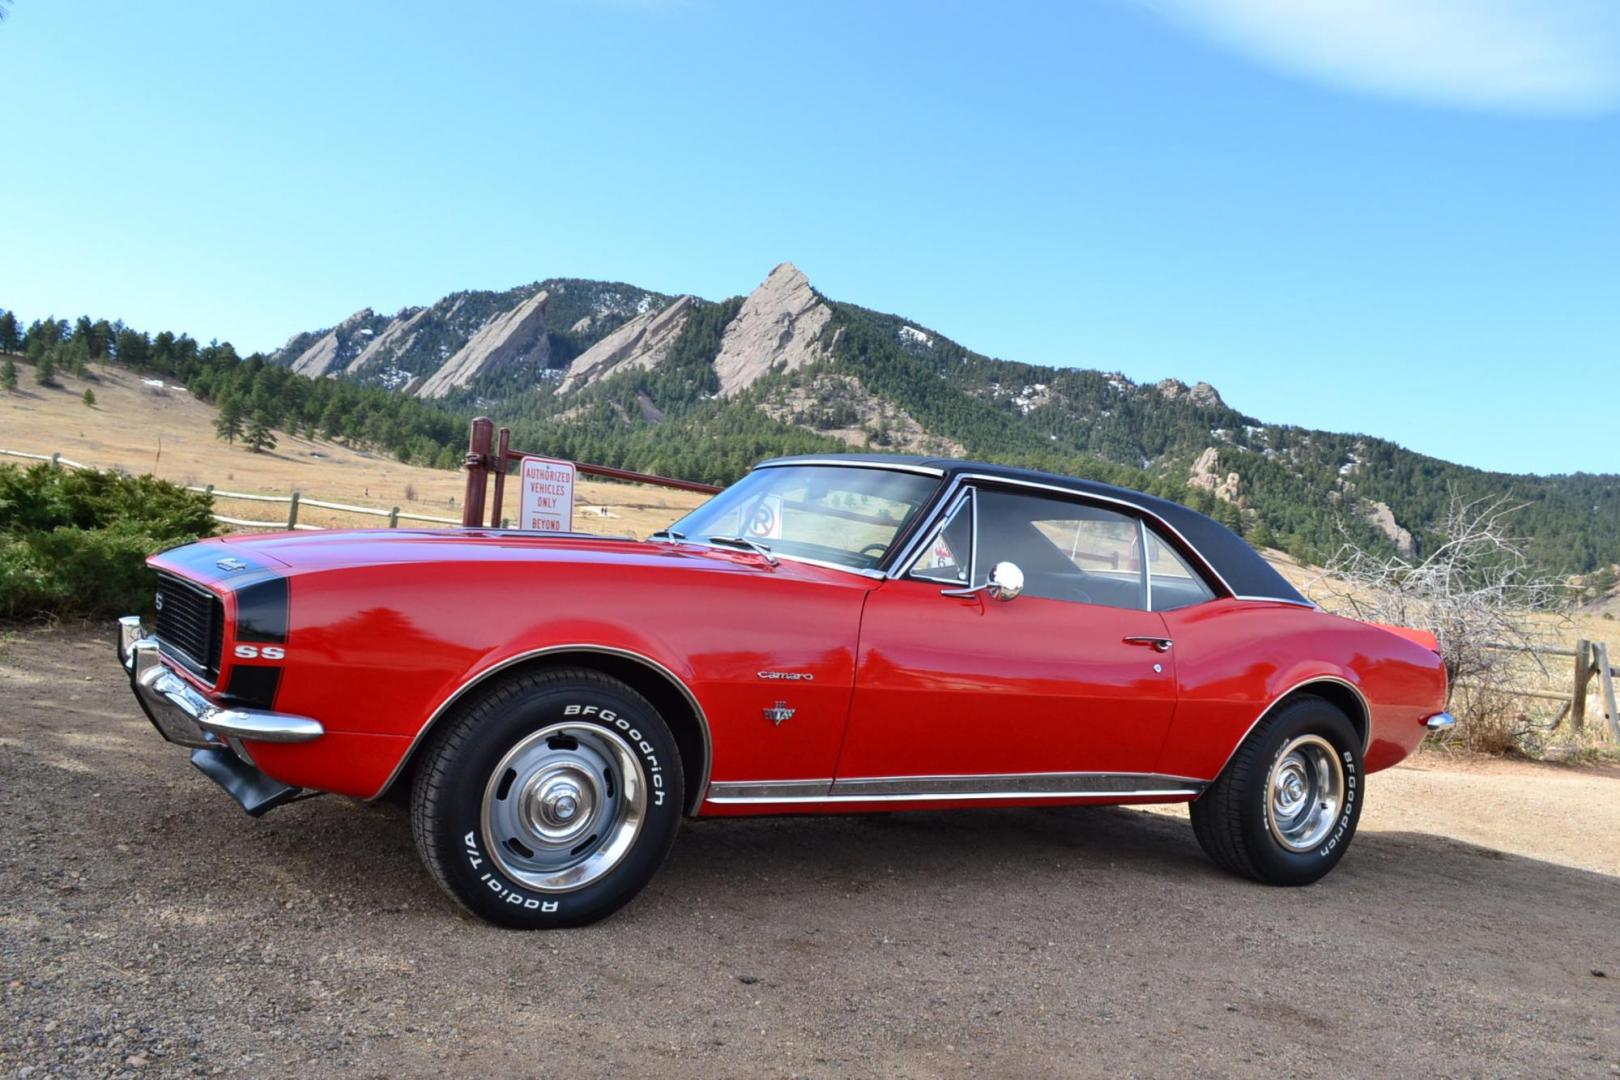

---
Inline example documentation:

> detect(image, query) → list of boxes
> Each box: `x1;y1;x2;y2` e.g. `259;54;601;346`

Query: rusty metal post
1572;639;1591;731
463;417;494;528
489;427;511;528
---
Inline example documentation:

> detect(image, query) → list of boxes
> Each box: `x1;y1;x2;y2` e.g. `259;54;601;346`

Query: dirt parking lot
3;626;1619;1078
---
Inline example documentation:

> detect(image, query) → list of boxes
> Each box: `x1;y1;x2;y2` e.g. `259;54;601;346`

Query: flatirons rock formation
417;289;552;399
712;263;832;397
558;295;694;394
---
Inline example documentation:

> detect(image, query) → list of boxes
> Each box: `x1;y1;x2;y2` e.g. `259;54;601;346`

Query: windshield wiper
648;529;686;542
706;535;778;565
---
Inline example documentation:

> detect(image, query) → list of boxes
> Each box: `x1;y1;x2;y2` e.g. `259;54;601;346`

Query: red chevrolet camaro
119;454;1451;928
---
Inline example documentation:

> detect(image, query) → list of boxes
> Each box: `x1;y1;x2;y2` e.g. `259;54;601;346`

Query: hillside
5;268;1616;577
261;263;1620;576
0;358;704;537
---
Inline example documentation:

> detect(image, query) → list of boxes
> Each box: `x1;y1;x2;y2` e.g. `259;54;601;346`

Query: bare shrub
1306;495;1571;753
404;482;418;503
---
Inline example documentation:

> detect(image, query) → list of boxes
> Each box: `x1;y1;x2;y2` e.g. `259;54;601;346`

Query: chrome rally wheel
482;723;647;893
1265;734;1344;853
411;667;684;929
1190;694;1363;886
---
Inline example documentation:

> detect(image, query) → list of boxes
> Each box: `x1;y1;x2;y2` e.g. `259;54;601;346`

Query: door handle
1123;636;1173;653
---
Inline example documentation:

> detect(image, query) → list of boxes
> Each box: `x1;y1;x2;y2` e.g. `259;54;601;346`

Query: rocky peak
415;288;551;399
557;295;695;394
1156;378;1224;409
712;263;833;397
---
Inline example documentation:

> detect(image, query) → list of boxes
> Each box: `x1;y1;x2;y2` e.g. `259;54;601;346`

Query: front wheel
410;667;684;928
1190;695;1362;886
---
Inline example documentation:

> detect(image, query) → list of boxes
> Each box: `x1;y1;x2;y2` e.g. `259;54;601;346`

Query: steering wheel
857;543;889;559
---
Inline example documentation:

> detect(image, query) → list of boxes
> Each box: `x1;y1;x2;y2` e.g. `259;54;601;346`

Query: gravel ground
3;625;1619;1078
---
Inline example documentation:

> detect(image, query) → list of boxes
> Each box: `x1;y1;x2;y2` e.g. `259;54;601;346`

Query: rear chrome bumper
118;616;323;746
1422;711;1456;732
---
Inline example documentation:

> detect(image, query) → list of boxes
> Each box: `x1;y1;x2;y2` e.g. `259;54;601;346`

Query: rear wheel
1190;695;1362;886
410;667;684;928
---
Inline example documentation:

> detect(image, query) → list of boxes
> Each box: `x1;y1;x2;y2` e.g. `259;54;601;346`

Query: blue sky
3;0;1617;475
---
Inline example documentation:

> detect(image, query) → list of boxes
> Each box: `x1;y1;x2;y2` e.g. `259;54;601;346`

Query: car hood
167;528;862;586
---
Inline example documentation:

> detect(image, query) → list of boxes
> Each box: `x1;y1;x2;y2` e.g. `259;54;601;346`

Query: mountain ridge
258;262;1620;575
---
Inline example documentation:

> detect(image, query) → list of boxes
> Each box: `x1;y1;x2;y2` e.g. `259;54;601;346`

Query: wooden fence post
463;417;494;528
1572;639;1591;731
50;452;61;469
388;507;400;528
489;426;511;528
1595;642;1619;741
287;491;301;530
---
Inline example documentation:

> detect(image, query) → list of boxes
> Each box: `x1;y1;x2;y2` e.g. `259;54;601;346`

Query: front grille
154;573;224;680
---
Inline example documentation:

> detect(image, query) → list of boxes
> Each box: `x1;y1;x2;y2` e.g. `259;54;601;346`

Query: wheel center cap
524;768;598;842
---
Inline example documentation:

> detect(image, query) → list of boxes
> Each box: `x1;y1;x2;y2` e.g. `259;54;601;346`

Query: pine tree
0;358;16;391
245;412;277;454
0;311;18;353
82;388;96;407
214;397;245;444
34;353;56;386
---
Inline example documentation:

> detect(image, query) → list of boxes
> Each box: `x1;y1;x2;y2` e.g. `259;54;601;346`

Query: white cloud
1131;0;1620;113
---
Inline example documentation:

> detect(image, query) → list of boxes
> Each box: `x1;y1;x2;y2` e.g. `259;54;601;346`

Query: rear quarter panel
1155;599;1447;779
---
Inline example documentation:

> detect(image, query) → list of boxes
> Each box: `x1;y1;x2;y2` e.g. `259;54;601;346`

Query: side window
1144;529;1215;611
909;493;973;584
975;489;1147;610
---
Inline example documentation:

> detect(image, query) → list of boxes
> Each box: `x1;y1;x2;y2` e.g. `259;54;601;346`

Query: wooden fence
1470;640;1619;740
0;446;460;530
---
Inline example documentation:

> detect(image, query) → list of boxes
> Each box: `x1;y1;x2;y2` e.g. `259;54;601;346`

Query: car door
834;484;1183;785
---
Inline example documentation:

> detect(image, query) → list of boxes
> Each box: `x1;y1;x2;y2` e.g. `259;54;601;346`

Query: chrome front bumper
117;616;324;747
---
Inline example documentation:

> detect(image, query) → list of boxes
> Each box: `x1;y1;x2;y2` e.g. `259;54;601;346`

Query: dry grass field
0;358;705;536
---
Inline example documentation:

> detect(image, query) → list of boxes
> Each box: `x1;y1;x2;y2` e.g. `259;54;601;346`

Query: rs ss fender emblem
763;701;795;726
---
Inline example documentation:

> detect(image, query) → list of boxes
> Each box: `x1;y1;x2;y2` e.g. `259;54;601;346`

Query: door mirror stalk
941;561;1024;602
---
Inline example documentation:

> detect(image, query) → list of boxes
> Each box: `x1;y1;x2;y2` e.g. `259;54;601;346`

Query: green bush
0;464;216;620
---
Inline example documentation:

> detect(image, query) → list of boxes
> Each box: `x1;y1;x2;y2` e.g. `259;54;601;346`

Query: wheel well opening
1285;681;1369;752
381;650;710;815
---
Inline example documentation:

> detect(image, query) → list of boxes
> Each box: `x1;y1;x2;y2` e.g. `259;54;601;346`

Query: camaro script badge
762;701;796;726
757;671;813;682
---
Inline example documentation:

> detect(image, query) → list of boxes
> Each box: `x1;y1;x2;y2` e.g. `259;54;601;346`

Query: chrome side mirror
941;561;1024;602
986;561;1024;601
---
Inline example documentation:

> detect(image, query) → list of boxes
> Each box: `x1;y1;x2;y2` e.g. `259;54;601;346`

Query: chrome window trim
948;473;1237;598
890;473;1226;607
1203;674;1374;784
753;458;946;477
1230;594;1318;609
1139;517;1153;612
705;771;1206;805
370;644;714;815
904;487;975;587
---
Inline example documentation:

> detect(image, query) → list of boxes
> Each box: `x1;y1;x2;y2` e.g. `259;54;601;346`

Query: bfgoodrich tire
410;667;684;928
1190;695;1362;886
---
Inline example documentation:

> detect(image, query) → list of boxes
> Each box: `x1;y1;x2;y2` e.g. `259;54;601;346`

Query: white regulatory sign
517;456;576;533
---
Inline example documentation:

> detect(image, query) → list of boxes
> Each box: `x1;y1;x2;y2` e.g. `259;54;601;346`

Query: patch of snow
898;325;933;348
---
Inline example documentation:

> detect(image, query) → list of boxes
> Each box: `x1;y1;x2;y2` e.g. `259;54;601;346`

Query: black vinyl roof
758;453;1308;605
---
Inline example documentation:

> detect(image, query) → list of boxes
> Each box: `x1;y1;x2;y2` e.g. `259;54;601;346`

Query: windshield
662;465;940;572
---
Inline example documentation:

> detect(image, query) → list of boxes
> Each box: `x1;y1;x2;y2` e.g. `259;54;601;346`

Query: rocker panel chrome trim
705;772;1205;805
374;644;714;815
